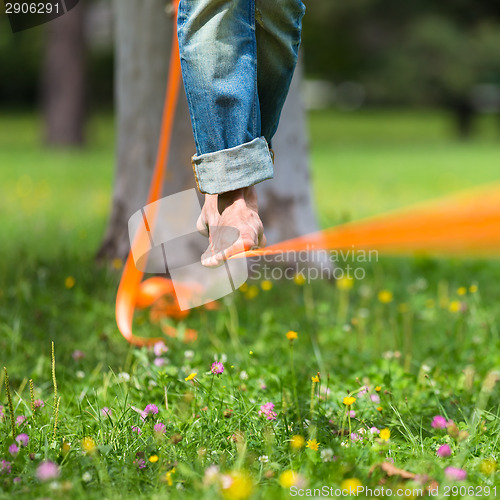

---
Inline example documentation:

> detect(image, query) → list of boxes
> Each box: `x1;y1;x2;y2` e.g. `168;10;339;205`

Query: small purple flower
153;341;168;357
437;444;452;457
350;432;361;442
349;410;356;418
72;349;85;361
211;362;224;375
432;415;448;429
102;407;112;417
36;460;60;481
370;394;380;404
131;426;142;434
16;416;26;426
358;386;369;397
370;426;380;434
33;399;45;409
445;466;467;481
13;477;21;484
0;405;4;419
260;383;267;390
258;402;277;421
154;422;166;434
0;460;11;475
154;357;166;367
8;443;19;456
134;458;146;469
16;433;29;447
141;404;159;420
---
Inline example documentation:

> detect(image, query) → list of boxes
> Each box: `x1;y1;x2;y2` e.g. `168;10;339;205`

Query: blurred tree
368;17;500;138
41;1;86;145
302;0;500;138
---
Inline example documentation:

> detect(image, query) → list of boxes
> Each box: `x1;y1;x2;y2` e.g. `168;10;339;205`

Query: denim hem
191;137;274;194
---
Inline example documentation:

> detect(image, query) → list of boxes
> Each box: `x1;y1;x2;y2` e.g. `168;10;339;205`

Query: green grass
1;110;500;499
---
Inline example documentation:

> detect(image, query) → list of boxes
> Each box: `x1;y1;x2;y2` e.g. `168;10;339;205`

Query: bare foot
197;186;266;267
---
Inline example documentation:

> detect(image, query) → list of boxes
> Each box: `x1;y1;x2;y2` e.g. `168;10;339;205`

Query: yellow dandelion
376;406;383;412
245;285;259;300
279;470;302;488
286;330;298;342
65;276;75;289
149;455;159;463
341;478;362;495
221;471;253;500
469;285;478;294
311;375;319;383
375;386;381;392
81;436;96;454
480;458;497;475
293;273;306;286
185;372;197;381
343;396;356;406
398;303;408;313
112;258;123;270
449;300;461;313
457;286;467;296
249;351;253;355
165;467;176;486
336;276;354;291
378;290;393;304
61;441;71;454
306;439;319;451
379;428;390;440
261;280;272;291
290;435;305;450
239;283;249;293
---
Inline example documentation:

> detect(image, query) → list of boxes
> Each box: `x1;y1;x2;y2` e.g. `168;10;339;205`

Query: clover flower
445;467;467;481
134;458;146;470
437;444;452;457
36;461;60;481
8;444;19;456
154;422;166;434
142;404;159;420
101;407;112;417
153;341;168;357
131;426;142;434
15;433;29;447
211;362;224;375
33;399;44;409
72;350;85;361
431;415;448;429
16;416;26;426
258;402;277;421
0;460;11;475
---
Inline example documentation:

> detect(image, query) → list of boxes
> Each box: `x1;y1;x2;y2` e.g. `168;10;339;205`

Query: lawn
1;109;500;499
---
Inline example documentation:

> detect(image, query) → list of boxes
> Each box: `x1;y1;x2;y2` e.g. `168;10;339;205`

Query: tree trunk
98;1;321;269
41;1;86;146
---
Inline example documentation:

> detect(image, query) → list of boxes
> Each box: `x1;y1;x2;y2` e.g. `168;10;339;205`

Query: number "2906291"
5;2;60;14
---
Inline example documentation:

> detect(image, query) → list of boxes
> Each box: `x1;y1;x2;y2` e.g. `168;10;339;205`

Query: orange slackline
116;2;500;346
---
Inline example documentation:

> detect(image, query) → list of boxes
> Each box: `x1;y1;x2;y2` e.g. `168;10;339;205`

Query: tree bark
41;1;86;146
98;1;322;269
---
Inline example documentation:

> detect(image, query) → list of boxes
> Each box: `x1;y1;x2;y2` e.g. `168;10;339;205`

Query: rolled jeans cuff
191;137;274;194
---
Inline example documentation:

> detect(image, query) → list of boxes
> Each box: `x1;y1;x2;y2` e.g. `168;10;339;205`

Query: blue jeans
177;0;306;194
